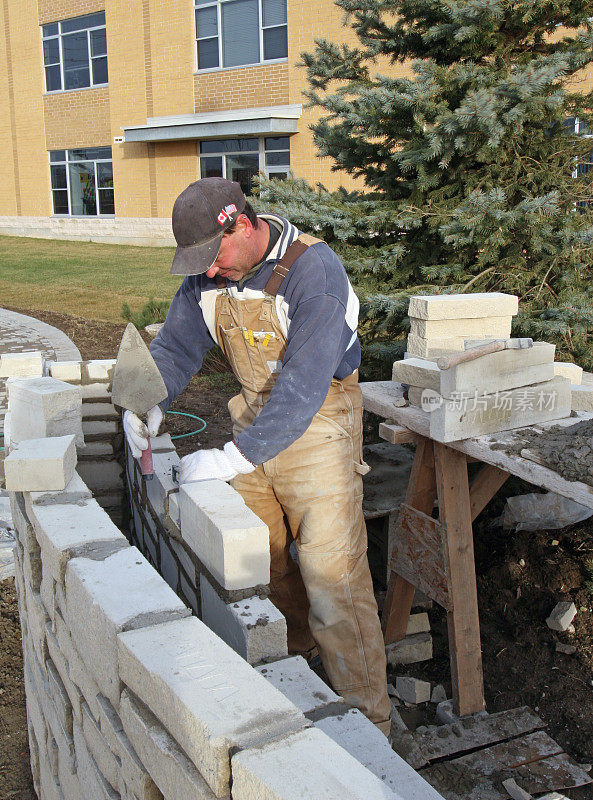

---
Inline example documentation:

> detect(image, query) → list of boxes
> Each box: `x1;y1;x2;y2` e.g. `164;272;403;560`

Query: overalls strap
264;233;323;297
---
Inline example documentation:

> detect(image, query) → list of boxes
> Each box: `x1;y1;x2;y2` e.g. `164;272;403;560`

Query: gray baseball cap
170;178;246;275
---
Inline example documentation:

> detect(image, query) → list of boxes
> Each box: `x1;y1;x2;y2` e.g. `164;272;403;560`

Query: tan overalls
214;235;391;733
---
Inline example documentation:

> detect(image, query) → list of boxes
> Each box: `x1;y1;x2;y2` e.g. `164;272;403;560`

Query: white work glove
178;441;255;484
123;405;164;458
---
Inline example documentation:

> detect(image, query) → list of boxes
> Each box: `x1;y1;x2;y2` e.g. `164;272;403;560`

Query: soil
1;308;593;799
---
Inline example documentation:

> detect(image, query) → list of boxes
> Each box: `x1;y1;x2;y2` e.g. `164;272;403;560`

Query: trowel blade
111;323;168;417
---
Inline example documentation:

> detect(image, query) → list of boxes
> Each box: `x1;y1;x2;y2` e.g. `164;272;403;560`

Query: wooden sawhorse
381;427;509;716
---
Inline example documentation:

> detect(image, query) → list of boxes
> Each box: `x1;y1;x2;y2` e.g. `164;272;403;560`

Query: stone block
546;601;577;632
430;684;448;704
96;694;162;800
392;358;440;391
82;403;119;420
395;676;431;704
49;361;82;383
118;617;305;797
7;376;83;446
314;708;444;799
28;497;128;588
179;480;270;590
83;420;119;439
430;376;571;442
66;547;190;706
82;359;116;383
255;656;340;714
58;747;83;800
232;727;407;800
120;690;216;800
385;632;433;666
146;450;180;517
81;700;120;791
55;609;103;721
73;719;119;800
554;362;583;384
406;612;430;635
26;470;92;509
45;623;83;722
200;576;287;664
78;441;116;460
408;293;518;320
438;342;556;399
409;315;512;340
4;435;77;492
571;385;593;412
77;460;122;493
0;350;43;377
30;654;75;764
82;383;112;401
47;659;74;736
406;332;470;359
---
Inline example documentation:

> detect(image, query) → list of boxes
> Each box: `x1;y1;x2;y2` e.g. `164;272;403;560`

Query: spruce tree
255;0;593;375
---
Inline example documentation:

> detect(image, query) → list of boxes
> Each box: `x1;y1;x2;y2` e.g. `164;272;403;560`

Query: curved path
0;307;80;428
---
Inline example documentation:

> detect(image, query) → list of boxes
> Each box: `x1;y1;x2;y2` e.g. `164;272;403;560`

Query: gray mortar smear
490;419;593;486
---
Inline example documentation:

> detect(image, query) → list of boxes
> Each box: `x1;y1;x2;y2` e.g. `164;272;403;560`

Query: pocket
354;459;370;476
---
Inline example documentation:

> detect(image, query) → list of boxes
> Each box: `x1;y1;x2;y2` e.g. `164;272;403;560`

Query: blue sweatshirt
150;214;361;465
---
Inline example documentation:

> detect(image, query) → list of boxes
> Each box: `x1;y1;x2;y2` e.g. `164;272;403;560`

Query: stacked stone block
10;446;445;799
393;294;574;441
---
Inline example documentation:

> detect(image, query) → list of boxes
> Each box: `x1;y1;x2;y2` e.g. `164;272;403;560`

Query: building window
566;118;593;212
42;12;108;92
195;0;287;70
49;148;114;216
199;136;290;195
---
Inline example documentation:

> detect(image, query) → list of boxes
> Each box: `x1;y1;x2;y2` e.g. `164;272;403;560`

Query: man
123;177;391;735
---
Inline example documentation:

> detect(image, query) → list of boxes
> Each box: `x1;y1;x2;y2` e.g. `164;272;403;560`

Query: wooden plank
389;503;450;610
383;437;437;642
434;443;485;716
412;707;545;763
422;732;591;800
470;464;510;521
379;421;421;445
363;383;593;509
363;380;407;418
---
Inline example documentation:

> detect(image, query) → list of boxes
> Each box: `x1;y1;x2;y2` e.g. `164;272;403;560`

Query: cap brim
170;232;223;275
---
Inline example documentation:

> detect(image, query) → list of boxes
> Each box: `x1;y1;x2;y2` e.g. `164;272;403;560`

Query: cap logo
225;203;237;214
217;211;227;225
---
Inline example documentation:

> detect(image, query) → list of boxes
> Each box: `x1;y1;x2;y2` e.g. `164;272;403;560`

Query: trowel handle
141;439;154;480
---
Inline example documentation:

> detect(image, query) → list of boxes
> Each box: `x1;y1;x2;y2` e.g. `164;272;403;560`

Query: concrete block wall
8;353;445;800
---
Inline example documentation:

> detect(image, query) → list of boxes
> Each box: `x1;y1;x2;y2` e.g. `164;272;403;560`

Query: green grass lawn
0;235;182;322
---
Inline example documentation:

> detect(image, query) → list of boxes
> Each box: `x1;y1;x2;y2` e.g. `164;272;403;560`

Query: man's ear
236;213;253;237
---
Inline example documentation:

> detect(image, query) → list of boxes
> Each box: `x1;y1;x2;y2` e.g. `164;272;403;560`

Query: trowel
111;323;168;480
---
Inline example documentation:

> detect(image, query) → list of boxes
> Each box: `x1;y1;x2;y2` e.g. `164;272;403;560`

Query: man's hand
179;441;255;484
123;405;163;458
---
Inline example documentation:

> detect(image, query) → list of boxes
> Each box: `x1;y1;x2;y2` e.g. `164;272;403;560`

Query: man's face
205;216;256;281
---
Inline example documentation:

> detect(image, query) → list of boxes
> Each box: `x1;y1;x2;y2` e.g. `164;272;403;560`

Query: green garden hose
166;410;207;440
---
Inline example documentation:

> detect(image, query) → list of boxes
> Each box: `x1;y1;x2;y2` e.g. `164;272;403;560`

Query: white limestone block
546;601;577;632
83;420;118;438
66;547;190;706
395;676;431;704
77;460;122;493
179;480;270;590
406;612;430;635
81;383;112;401
571;385;593;412
81;701;120;791
117;617;305;797
409;315;512;340
438;342;556;399
82;403;119;420
429;376;572;442
200;576;287;664
392;358;440;391
386;632;433;666
47;659;74;737
0;350;43;377
255;656;340;714
4;435;76;492
120;690;217;800
8;376;83;446
96;694;162;800
49;361;82;383
231;727;404;800
83;359;116;383
554;362;583;384
73;719;119;800
54;609;102;722
408;293;518;320
145;450;180;517
28;497;128;588
406;332;469;359
45;624;84;723
26;470;92;510
314;708;444;799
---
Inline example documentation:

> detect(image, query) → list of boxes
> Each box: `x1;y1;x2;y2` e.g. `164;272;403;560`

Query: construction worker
123;177;391;736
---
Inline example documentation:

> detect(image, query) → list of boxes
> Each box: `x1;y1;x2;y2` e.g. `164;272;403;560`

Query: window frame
49;147;115;217
568;117;593;212
198;136;290;194
42;13;108;93
194;0;287;73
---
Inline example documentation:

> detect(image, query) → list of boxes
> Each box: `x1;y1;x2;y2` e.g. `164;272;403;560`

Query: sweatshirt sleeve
235;244;359;464
149;278;216;411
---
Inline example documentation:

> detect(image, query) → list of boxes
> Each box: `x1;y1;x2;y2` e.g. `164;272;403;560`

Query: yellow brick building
0;0;390;244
